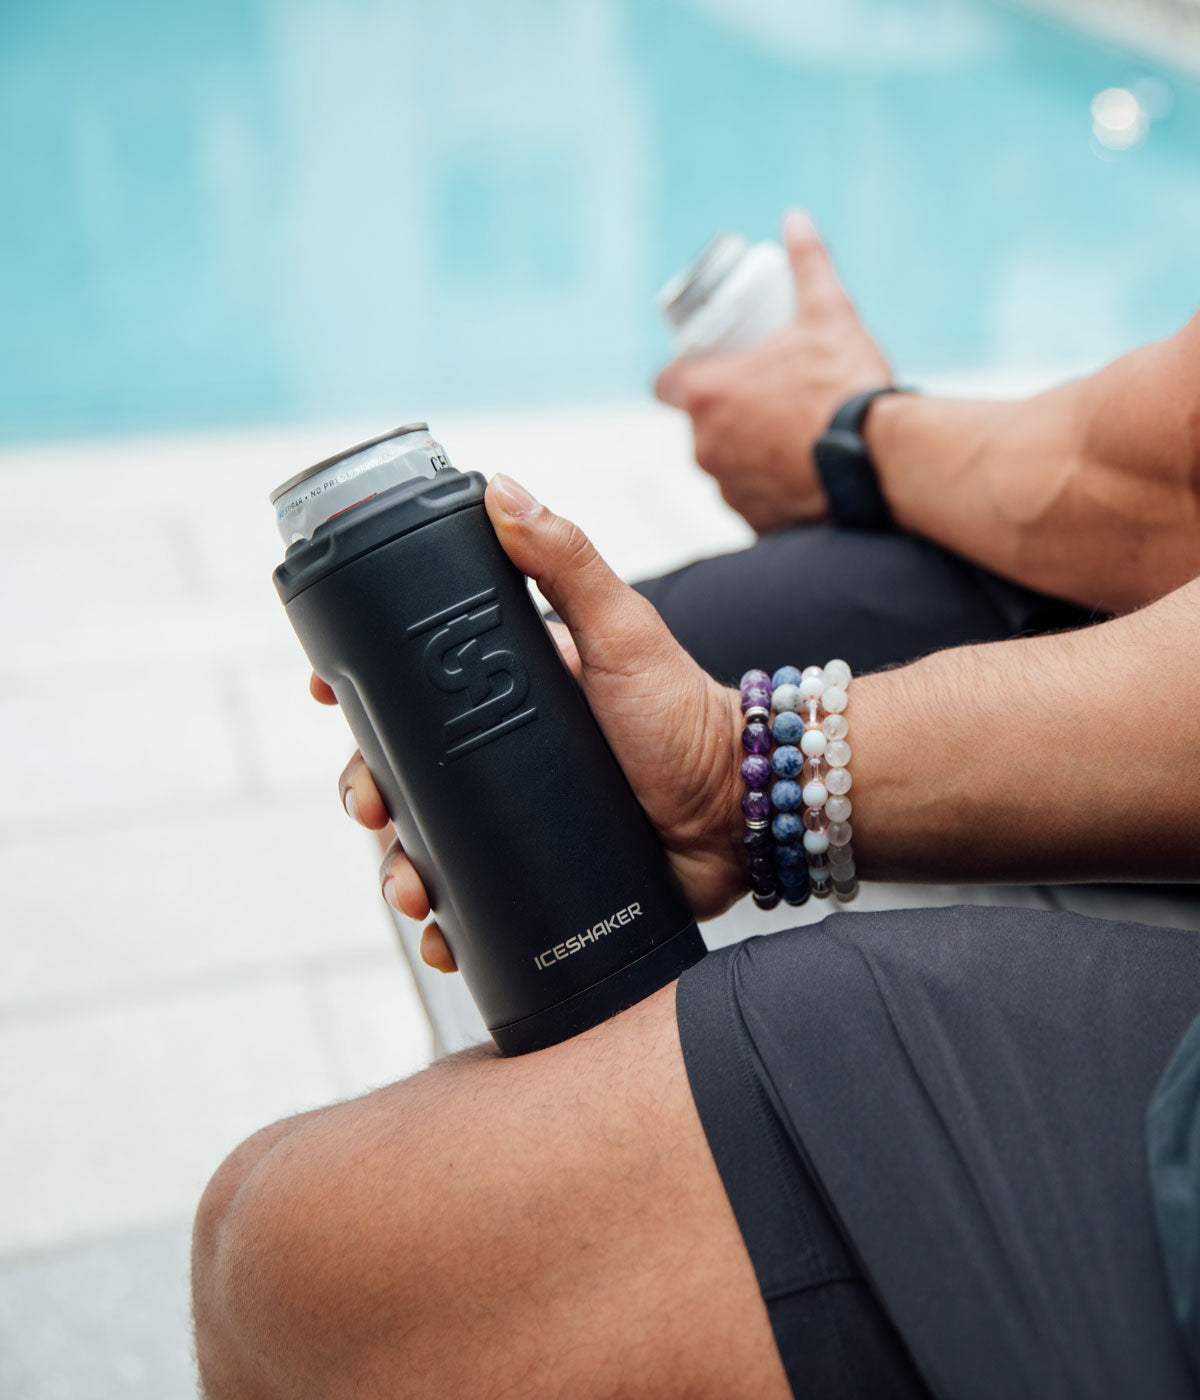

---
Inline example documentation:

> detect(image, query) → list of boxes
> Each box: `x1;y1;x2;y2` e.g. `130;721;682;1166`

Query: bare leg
191;983;790;1400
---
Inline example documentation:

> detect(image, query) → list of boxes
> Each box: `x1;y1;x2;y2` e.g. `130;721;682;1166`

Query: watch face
814;431;862;475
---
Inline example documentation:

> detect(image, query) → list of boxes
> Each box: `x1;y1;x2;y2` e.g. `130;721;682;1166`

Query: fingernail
343;787;359;823
784;208;817;242
492;473;539;518
382;877;399;910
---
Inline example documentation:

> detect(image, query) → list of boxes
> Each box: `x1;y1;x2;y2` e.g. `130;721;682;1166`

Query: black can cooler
270;425;705;1055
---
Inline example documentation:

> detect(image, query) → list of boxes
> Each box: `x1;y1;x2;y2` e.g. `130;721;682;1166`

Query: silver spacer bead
743;706;770;724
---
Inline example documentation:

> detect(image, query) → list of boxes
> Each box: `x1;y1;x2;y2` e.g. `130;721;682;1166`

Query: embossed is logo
406;587;537;762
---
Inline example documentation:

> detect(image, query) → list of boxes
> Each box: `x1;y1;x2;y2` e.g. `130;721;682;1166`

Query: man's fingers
655;360;694;408
486;477;634;658
783;208;849;316
420;922;458;974
655;354;732;412
379;839;431;922
486;476;686;685
338;750;390;830
376;841;456;971
310;673;338;706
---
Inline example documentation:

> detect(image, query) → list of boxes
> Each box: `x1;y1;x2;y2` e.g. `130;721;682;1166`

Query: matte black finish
274;467;704;1054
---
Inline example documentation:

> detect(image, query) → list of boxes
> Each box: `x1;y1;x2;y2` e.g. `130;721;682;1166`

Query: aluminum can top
656;232;750;331
270;423;452;544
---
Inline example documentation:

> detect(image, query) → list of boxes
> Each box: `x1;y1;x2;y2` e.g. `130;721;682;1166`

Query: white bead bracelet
799;659;857;902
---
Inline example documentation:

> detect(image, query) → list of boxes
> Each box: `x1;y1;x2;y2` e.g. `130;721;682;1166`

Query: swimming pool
3;0;1199;442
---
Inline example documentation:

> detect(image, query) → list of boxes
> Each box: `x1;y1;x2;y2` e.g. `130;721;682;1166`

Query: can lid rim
657;232;747;326
268;422;432;503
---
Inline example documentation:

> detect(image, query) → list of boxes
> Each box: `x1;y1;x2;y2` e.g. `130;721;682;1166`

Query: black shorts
677;905;1200;1399
634;522;1092;684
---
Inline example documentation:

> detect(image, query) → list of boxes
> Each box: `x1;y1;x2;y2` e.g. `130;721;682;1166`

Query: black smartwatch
813;386;905;531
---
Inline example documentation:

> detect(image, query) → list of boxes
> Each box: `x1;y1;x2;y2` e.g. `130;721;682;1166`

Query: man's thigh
192;983;791;1400
634;523;1091;682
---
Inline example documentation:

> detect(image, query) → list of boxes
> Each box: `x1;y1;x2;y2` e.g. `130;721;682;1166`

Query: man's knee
193;1115;306;1280
189;988;783;1400
191;1078;448;1398
189;1016;662;1396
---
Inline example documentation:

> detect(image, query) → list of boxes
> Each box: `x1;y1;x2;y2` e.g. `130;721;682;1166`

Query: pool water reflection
2;0;1198;441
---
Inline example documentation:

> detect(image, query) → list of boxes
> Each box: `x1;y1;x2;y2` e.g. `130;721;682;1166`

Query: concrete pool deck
6;369;1193;1396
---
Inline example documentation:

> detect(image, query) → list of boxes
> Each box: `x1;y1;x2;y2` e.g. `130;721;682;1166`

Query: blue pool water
2;0;1199;443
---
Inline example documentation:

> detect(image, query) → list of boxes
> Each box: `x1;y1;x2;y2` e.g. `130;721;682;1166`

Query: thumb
485;475;669;676
655;357;702;409
783;207;847;315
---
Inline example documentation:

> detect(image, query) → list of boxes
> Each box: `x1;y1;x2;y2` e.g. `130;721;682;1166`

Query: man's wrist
859;387;907;458
859;390;920;528
862;392;1011;541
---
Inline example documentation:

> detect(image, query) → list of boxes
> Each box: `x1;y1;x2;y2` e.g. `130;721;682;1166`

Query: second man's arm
657;212;1200;614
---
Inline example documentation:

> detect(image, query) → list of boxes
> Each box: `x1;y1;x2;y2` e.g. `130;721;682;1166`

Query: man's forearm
847;577;1200;884
865;314;1200;613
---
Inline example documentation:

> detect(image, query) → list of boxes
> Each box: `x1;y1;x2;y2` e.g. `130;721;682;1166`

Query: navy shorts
677;906;1200;1399
677;937;931;1398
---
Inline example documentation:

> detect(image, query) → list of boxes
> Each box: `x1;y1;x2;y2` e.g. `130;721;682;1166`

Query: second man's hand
654;208;892;534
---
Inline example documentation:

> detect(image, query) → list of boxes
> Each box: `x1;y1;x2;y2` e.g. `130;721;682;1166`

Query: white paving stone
0;801;395;1012
0;976;338;1254
307;954;435;1098
0;665;245;828
2;587;295;682
235;655;364;791
439;401;751;580
0;1221;197;1400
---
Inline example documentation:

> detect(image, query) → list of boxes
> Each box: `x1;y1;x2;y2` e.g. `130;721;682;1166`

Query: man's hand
319;476;749;973
655;209;892;533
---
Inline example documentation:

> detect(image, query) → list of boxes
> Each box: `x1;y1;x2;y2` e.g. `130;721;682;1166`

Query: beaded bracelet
765;665;812;908
739;669;779;909
739;666;811;909
739;660;858;908
783;658;857;903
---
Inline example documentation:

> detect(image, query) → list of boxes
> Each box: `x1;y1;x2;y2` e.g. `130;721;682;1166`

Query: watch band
813;386;904;531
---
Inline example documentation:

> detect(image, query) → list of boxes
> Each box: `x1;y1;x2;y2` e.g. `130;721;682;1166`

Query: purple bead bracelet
738;669;779;909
